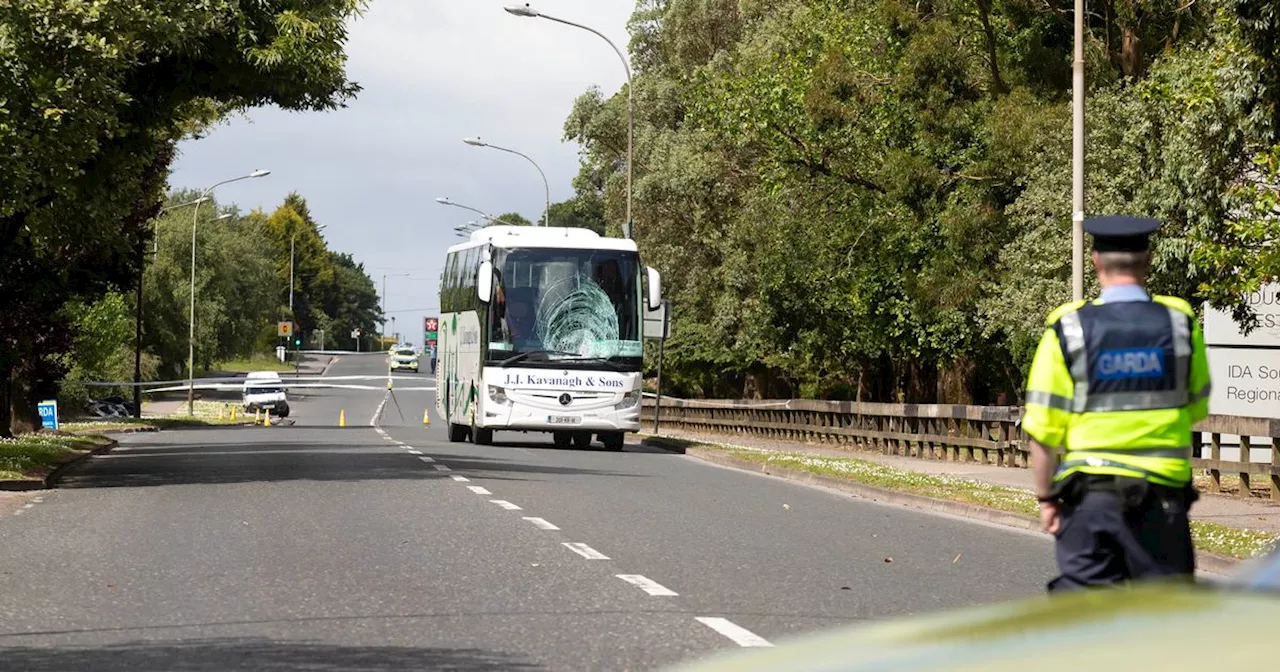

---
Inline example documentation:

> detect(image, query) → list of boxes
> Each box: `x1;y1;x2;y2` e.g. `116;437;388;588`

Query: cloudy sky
168;0;635;345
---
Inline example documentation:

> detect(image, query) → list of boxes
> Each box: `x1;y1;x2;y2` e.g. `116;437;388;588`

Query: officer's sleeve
1188;316;1211;423
1022;327;1074;449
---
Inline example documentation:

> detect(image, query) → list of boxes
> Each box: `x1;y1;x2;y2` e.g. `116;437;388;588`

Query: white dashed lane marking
490;500;522;510
418;455;435;463
451;475;470;482
695;618;773;647
467;486;492;495
407;449;422;455
562;542;609;560
523;517;560;530
432;464;450;472
617;575;678;596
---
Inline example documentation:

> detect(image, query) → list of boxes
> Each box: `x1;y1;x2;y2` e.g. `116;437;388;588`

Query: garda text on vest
1095;347;1165;380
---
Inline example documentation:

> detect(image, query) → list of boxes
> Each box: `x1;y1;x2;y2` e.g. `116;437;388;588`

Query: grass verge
0;434;113;481
62;401;254;434
210;355;297;374
685;440;1279;561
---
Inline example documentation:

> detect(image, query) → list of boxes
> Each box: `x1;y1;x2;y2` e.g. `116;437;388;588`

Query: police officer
1023;215;1212;591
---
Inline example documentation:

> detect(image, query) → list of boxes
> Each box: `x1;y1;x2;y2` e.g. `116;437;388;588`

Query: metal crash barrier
641;397;1280;501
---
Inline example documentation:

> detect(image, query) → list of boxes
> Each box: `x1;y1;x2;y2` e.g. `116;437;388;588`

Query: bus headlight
615;390;640;410
488;385;508;405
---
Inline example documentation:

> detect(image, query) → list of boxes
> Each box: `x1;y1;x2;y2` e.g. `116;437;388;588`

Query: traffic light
293;336;302;348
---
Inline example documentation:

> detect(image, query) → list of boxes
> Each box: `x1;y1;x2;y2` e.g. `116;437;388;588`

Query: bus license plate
547;415;581;425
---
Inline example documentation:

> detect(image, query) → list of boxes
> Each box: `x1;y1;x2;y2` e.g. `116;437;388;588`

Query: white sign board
1206;347;1280;417
1203;283;1280;347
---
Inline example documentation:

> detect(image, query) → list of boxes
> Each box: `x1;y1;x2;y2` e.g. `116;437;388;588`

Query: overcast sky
168;0;635;345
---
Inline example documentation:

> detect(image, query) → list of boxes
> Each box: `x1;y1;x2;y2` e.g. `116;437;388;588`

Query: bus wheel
448;423;468;443
553;432;572;449
600;432;624;451
572;432;592;449
473;428;494;445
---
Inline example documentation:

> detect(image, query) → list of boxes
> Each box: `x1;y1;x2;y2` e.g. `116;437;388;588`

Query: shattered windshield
486;246;642;370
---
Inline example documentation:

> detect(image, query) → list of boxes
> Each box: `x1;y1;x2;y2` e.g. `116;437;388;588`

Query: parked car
388;346;419;373
242;371;289;417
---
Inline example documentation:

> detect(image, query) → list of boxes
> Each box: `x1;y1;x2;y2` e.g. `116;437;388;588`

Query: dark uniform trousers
1048;474;1197;592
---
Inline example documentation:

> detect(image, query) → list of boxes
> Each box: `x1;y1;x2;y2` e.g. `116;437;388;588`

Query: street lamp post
187;169;270;416
505;3;633;238
132;196;210;418
381;273;410;347
463;137;550;226
1071;0;1085;301
435;197;523;226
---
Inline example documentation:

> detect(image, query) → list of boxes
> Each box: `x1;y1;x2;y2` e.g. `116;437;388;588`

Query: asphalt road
0;353;1056;671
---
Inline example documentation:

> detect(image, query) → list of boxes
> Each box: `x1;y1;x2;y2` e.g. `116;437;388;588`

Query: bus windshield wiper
497;349;579;367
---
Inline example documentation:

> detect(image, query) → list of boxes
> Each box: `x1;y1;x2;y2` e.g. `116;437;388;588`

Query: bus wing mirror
646;267;662;311
478;260;494;304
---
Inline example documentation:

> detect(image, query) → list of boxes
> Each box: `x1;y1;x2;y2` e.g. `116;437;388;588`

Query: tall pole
463;139;551;226
133;245;145;419
289;234;295;314
1071;0;1085;301
136;197;207;419
504;5;632;238
187;198;201;415
185;170;270;416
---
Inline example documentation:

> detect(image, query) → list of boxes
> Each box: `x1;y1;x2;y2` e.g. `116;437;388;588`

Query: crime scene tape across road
72;375;435;393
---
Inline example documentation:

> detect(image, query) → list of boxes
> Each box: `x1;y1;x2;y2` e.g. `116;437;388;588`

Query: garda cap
1084;215;1161;253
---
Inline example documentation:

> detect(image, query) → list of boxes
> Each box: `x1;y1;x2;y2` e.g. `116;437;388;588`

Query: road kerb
671;442;1242;576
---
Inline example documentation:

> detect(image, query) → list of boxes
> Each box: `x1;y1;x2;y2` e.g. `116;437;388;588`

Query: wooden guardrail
640;398;1280;501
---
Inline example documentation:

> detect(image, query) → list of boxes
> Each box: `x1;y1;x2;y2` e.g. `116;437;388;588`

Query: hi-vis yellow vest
1022;295;1211;487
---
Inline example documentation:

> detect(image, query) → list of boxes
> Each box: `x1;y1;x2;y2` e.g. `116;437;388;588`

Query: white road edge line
467;486;492;495
617;574;678;596
523;517;560;530
562;542;609;560
489;500;522;510
369;390;390;427
695;617;773;647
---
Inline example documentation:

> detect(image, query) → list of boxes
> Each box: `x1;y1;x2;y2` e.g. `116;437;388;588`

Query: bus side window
442;252;456;313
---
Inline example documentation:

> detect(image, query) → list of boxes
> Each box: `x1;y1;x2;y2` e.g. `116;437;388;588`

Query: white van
242;371;290;417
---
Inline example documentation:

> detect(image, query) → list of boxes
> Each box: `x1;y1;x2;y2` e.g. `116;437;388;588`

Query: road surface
0;353;1056;670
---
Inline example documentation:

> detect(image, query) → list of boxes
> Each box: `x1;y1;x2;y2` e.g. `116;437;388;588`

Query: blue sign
37;400;58;430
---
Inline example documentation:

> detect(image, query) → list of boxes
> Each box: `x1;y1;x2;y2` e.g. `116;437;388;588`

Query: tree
559;0;1280;404
0;1;366;434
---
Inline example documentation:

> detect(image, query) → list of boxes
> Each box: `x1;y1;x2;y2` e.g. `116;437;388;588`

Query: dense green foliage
565;0;1280;402
0;1;366;434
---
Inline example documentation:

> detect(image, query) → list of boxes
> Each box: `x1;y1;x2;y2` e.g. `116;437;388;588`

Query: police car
387;346;420;373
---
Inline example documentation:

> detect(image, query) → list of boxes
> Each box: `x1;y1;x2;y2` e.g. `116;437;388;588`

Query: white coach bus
435;225;662;450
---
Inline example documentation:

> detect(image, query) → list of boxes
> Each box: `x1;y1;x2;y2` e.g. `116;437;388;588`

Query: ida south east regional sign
1204;283;1280;417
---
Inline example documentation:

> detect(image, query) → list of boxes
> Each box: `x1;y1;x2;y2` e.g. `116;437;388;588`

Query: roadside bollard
254;408;261;425
263;410;271;427
423;408;430;426
339;409;346;427
231;406;238;421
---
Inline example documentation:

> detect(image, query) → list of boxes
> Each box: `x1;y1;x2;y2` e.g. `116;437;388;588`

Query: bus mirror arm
646;267;662;311
477;260;494;304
